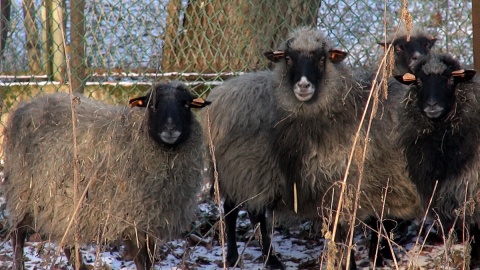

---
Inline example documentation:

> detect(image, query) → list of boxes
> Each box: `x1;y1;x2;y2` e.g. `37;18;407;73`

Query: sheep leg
63;246;89;270
368;218;398;266
11;220;28;270
335;224;357;270
470;225;480;268
421;221;444;245
247;210;284;270
124;238;154;270
367;218;384;266
224;198;241;267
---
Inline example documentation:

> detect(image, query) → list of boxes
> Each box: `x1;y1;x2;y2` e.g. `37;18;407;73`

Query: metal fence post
473;0;480;71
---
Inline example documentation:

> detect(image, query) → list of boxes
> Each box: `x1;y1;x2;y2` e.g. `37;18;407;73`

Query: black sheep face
284;47;326;102
264;41;347;102
395;57;476;120
129;82;210;147
392;36;436;72
413;70;456;119
379;35;437;74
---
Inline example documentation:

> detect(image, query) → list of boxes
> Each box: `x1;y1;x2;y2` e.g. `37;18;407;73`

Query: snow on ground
0;166;476;270
0;195;477;270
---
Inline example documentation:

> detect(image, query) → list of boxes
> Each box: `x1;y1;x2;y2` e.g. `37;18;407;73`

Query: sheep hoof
265;255;285;270
373;256;385;267
371;246;397;267
471;258;480;269
380;247;397;261
226;253;241;268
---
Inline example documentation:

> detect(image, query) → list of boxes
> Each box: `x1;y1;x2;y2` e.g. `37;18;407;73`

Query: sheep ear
377;42;391;50
190;98;211;108
427;38;437;49
452;69;476;83
329;50;348;63
264;50;285;62
129;95;149;108
394;73;416;85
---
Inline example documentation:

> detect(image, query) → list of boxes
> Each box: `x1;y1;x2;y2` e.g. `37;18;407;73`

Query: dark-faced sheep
203;26;420;269
3;81;211;270
362;26;437;266
395;52;479;268
378;26;437;76
270;27;421;269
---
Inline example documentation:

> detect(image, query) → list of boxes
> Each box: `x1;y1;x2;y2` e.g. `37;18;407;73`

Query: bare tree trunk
161;0;321;73
70;0;86;93
51;0;65;82
0;0;11;59
41;0;53;77
41;0;66;81
23;0;42;74
162;0;183;72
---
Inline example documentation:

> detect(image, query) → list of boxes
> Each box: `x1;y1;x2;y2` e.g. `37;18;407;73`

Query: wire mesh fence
0;1;476;268
0;0;475;154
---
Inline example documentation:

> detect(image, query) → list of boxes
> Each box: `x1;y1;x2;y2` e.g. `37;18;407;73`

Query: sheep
377;26;437;76
203;26;420;269
2;81;211;270
269;27;420;269
394;52;479;268
358;26;437;87
360;26;437;266
204;70;286;269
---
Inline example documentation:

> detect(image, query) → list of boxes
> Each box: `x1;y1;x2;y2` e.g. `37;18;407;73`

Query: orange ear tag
191;98;206;107
402;73;416;82
452;69;465;77
129;100;143;108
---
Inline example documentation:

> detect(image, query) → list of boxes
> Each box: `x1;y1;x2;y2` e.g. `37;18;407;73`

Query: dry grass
0;1;477;270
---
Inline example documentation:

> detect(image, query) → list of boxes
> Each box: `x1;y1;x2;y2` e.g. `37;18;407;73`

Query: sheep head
264;27;347;102
378;29;437;74
395;54;476;120
129;81;211;146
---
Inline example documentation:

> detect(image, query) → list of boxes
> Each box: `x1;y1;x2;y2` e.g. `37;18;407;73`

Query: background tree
70;0;86;93
23;0;41;74
162;0;322;74
1;0;10;59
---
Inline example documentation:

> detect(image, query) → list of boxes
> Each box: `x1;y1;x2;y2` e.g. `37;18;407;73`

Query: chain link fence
0;0;476;156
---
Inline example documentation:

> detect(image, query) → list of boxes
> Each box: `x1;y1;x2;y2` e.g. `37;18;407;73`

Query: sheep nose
424;100;444;119
411;52;421;61
298;81;311;89
165;118;176;130
426;100;438;107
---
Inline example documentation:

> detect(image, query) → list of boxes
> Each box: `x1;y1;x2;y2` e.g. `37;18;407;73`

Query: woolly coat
398;54;480;229
3;92;204;245
270;29;419;222
204;27;420;225
204;71;282;213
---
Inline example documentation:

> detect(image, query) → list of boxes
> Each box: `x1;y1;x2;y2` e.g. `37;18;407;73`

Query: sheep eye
285;56;293;65
395;45;403;53
319;56;325;64
448;77;455;86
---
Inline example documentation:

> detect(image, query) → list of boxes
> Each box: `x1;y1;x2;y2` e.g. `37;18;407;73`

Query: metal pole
473;0;480;70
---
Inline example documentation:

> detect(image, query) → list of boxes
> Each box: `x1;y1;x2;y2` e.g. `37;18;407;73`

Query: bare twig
205;109;227;269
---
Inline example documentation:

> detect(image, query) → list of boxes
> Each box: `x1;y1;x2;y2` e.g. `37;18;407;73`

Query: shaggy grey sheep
3;81;210;270
204;69;286;268
204;26;420;269
395;52;479;268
